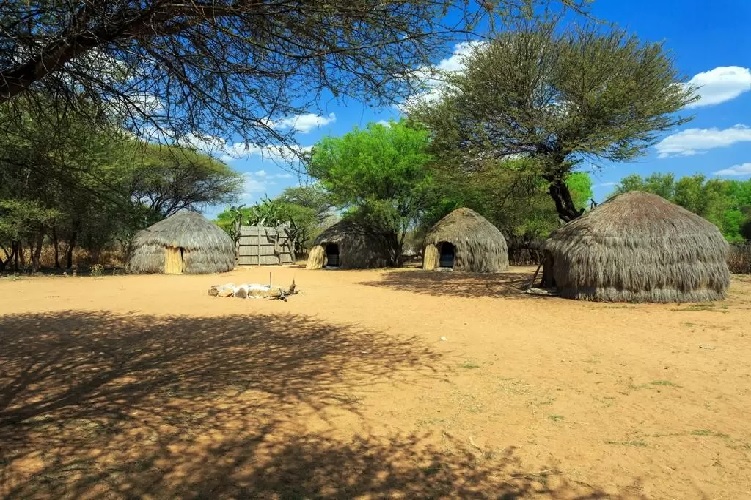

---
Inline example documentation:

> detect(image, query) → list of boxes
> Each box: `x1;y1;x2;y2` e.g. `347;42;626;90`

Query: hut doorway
165;246;185;274
438;242;455;269
325;243;340;268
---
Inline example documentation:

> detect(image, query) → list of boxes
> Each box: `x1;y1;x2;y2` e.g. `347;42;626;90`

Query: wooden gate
237;225;294;266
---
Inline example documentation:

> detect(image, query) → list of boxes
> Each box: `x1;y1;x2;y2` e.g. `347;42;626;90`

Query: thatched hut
543;191;730;302
423;208;509;273
306;220;394;269
129;211;235;274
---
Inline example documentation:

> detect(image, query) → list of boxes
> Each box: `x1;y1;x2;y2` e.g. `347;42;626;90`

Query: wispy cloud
655;124;751;158
593;182;617;188
714;162;751;176
147;130;312;164
239;170;296;204
685;66;751;108
399;41;485;112
221;143;312;163
267;112;336;133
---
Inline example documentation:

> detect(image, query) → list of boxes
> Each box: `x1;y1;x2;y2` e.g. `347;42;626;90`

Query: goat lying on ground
208;279;298;301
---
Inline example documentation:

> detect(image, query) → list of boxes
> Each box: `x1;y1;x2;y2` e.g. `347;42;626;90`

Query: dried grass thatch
306;219;394;269
423;208;509;273
543;191;730;302
128;211;235;274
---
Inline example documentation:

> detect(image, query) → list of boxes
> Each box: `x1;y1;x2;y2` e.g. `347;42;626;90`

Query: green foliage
126;143;242;222
215;184;334;258
566;172;594;211
308;120;434;262
0;99;242;270
612;173;751;242
411;18;694;221
420;156;594;244
0;200;58;242
0;0;588;144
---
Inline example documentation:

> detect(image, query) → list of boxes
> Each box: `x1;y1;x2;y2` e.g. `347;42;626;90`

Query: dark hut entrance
325;243;340;267
438;242;455;269
165;246;185;274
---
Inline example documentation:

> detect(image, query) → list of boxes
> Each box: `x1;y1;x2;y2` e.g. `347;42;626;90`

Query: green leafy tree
423;158;593;243
411;17;695;222
124;142;242;223
216;184;333;260
0;98;243;270
308;121;434;264
612;173;751;243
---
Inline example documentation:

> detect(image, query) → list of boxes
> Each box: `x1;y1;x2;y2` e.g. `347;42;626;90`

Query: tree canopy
0;0;587;151
307;120;435;263
0;99;241;272
410;17;695;222
611;173;751;243
215;184;334;260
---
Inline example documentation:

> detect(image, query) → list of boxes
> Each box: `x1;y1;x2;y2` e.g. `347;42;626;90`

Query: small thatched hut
306;220;394;269
129;211;235;274
423;208;509;273
543;191;730;302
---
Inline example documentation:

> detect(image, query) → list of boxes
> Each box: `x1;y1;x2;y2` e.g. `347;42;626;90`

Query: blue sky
202;0;751;218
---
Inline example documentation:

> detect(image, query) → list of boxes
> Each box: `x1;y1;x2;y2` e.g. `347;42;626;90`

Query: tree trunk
546;176;585;223
32;231;44;272
12;240;20;272
66;232;77;269
53;226;61;268
19;240;26;269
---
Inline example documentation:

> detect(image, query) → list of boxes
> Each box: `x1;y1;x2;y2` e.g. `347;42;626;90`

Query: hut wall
237;225;294;266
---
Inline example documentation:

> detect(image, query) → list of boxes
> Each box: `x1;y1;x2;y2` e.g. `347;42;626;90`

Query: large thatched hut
306;220;394;269
129;211;235;274
423;208;509;273
543;191;730;302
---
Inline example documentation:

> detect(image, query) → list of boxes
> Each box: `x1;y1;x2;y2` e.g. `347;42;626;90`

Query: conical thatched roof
129;211;235;274
543;191;730;302
423;208;509;273
306;219;395;269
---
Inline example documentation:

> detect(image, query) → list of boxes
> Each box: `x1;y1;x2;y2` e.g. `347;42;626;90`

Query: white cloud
399;40;486;112
594;182;617;188
242;172;269;195
133;127;313;164
221;143;312;163
655;124;751;158
685;66;751;108
239;170;296;203
375;120;392;127
436;41;484;72
177;132;227;154
714;162;751;176
267;112;336;133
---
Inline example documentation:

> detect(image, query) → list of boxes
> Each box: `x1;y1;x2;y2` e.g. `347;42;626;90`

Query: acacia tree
411;18;695;221
0;98;242;270
308;120;434;264
0;1;582;149
124;142;242;223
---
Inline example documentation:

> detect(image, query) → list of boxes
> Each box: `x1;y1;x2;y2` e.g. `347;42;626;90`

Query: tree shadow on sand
0;311;639;498
359;269;541;299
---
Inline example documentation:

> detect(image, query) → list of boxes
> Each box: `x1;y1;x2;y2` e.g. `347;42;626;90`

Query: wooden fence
236;225;294;266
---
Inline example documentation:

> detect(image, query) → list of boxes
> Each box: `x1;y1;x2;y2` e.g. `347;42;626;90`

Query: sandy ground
1;265;750;499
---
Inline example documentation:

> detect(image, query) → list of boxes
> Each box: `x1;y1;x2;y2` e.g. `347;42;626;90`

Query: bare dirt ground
1;265;750;499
